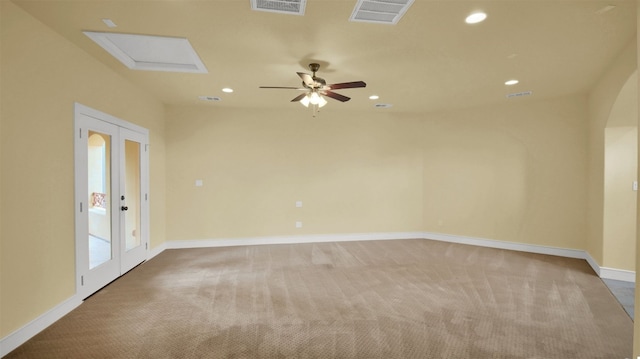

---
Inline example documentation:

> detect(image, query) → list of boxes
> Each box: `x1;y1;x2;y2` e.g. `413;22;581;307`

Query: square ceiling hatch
83;32;208;73
250;0;306;16
350;0;414;25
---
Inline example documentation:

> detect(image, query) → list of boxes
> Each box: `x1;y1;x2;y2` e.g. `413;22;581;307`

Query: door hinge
81;276;84;286
146;243;148;250
79;128;82;139
145;193;148;201
80;202;83;212
145;144;149;152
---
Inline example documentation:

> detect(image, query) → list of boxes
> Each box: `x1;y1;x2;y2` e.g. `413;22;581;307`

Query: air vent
83;32;207;73
350;0;415;25
199;96;221;102
251;0;306;15
374;103;393;108
506;91;533;99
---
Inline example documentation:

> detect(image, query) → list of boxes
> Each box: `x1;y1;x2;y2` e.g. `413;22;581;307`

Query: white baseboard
423;232;638;282
3;231;634;357
600;267;636;282
583;251;602;277
0;295;82;357
148;241;168;260
162;232;425;250
423;231;587;259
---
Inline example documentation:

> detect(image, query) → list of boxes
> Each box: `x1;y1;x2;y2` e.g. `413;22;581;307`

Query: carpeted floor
5;239;633;358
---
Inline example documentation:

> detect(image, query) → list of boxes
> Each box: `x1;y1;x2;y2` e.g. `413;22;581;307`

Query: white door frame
74;103;149;299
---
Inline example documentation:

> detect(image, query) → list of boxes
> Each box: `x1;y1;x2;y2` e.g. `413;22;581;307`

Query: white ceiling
12;0;637;114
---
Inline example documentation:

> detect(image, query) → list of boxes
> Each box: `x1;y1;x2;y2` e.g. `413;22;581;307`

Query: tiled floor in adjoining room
603;279;635;320
89;235;111;269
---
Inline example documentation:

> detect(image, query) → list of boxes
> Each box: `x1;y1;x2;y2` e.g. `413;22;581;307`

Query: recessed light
465;12;487;24
369;95;379;100
101;18;117;28
505;79;519;86
222;88;234;93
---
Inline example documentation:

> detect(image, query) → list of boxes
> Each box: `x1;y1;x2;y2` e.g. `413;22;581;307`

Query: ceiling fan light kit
300;91;327;108
259;63;366;116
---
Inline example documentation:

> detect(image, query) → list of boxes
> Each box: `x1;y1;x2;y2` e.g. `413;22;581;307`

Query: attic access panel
83;32;208;73
350;0;415;25
250;0;306;16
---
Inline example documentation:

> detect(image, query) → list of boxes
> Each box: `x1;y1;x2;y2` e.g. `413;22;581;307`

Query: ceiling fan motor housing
308;63;320;73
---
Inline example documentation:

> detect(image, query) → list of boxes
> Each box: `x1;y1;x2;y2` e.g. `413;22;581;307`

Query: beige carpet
6;239;633;358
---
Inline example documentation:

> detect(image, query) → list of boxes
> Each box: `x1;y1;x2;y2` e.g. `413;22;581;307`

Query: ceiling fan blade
322;90;350;102
327;81;367;90
297;72;314;87
259;86;305;90
290;93;308;102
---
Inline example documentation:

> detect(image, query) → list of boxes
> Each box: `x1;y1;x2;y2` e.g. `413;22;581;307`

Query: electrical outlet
195;179;203;187
295;201;303;208
295;221;302;228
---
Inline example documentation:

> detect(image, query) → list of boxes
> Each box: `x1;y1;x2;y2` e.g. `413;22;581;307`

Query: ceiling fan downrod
308;63;320;77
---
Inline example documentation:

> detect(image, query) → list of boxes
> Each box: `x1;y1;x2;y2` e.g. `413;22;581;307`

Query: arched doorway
602;70;638;317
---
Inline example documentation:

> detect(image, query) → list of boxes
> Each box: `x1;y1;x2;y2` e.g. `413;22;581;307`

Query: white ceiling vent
83;32;208;73
250;0;306;16
199;96;221;102
350;0;414;25
506;91;533;99
374;103;393;108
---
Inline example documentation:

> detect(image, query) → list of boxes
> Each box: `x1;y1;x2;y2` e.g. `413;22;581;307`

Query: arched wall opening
603;70;638;272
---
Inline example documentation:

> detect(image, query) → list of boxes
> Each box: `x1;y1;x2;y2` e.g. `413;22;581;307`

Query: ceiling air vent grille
506;91;533;99
251;0;306;16
350;0;415;25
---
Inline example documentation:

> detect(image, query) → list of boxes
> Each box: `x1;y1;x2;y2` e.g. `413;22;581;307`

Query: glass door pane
124;139;141;252
87;131;112;269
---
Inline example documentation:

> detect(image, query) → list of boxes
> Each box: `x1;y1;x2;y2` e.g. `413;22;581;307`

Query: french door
74;104;149;299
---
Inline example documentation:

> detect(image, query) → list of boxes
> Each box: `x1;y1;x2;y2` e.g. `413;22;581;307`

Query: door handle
121;206;128;211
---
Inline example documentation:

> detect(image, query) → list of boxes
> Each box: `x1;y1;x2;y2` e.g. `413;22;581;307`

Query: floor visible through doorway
603;278;635;320
89;235;110;269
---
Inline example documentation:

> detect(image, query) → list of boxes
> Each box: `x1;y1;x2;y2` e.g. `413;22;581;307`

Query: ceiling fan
259;63;366;111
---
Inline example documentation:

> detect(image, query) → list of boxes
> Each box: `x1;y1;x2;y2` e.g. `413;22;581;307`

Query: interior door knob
121;206;128;211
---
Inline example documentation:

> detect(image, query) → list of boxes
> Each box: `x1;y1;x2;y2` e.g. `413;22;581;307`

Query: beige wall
0;1;166;337
635;2;640;355
165;95;588;250
0;0;3;344
422;95;588;249
587;39;637;265
603;126;637;270
165;106;424;240
604;73;638;273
